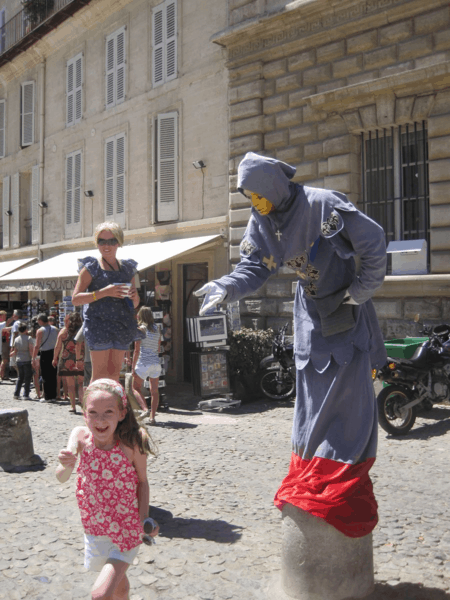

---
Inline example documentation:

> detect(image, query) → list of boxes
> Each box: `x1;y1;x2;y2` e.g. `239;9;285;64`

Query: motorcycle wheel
259;368;295;401
377;385;417;436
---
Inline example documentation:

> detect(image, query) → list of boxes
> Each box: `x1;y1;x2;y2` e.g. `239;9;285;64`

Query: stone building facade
212;0;450;338
0;0;230;381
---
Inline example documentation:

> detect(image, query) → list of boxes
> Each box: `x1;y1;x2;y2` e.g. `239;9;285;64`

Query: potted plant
227;327;274;401
22;0;54;28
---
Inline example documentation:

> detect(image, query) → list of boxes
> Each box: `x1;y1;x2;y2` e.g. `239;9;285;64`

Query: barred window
361;122;430;271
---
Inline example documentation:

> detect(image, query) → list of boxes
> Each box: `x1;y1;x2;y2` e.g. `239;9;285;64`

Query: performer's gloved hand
342;290;359;305
194;282;227;316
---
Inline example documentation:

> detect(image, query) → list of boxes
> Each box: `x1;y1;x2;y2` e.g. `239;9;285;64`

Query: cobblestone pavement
0;378;450;600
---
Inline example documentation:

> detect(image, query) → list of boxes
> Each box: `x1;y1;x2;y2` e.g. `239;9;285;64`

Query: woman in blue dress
72;222;143;383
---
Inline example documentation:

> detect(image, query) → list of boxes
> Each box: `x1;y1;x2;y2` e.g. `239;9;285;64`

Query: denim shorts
84;534;140;572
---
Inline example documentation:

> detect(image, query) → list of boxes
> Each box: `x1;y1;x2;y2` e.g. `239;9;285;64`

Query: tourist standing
10;322;33;400
53;312;84;413
132;307;161;424
71;222;143;383
32;313;59;402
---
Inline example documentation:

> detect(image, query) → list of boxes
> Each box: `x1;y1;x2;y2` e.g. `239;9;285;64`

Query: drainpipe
37;58;45;262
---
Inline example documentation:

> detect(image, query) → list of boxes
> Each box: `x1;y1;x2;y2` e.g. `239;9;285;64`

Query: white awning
0;257;38;279
0;234;221;292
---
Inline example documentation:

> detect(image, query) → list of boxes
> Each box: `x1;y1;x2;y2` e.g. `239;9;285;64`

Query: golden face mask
243;190;274;215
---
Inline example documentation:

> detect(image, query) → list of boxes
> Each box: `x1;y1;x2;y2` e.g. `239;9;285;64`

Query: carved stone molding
305;61;450;131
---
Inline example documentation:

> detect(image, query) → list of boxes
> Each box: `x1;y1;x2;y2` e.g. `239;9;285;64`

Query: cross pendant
275;230;282;242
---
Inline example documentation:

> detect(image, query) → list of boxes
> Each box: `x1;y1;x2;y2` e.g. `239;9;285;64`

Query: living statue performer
195;152;387;537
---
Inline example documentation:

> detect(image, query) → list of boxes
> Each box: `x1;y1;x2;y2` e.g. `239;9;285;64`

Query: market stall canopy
0;257;38;279
0;235;222;292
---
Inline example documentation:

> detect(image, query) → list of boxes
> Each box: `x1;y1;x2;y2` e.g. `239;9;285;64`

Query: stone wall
219;0;450;337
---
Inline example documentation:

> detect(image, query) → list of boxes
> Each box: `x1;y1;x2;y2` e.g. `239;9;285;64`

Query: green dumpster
384;337;428;359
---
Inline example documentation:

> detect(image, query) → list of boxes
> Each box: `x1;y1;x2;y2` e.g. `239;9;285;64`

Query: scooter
374;323;450;435
258;323;296;400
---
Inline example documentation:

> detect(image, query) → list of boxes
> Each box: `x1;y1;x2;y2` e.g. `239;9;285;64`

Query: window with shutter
21;81;34;147
0;99;5;158
104;134;126;226
67;53;83;126
0;9;6;54
11;173;19;247
31;165;39;244
65;150;82;235
2;175;9;249
105;27;126;109
156;112;178;222
152;0;177;87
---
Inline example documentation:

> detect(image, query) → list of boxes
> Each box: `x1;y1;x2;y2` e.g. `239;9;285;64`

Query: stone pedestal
269;503;374;600
0;408;44;472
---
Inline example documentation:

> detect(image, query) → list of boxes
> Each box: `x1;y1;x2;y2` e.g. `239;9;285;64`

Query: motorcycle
259;323;296;400
374;323;450;435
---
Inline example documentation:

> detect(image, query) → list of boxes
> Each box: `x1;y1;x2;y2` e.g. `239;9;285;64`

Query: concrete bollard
269;503;374;600
0;408;45;472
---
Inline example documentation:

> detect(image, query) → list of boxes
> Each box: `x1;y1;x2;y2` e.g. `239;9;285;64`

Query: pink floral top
76;434;143;551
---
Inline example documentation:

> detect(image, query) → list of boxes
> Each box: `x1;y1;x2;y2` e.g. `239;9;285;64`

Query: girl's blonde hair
94;222;124;247
82;380;157;456
137;306;156;332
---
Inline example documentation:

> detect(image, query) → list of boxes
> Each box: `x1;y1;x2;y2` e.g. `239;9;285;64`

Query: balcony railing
0;0;91;66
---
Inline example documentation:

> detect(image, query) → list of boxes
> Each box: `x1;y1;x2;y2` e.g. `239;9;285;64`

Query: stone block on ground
0;408;45;472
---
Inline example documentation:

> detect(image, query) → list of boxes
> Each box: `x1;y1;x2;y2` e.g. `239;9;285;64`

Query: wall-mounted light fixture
192;160;206;169
5;210;12;216
84;190;94;198
39;201;48;208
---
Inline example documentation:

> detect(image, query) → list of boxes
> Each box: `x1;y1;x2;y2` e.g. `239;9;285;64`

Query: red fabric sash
274;453;378;538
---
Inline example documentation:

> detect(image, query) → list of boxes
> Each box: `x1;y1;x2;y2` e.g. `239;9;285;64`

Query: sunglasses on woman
97;238;119;246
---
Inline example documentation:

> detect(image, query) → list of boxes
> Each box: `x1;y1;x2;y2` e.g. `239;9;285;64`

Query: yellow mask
249;192;274;215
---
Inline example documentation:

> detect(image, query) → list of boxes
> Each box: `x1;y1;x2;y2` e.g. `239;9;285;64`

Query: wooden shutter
65;150;82;233
74;151;82;224
66;59;74;126
165;1;177;82
31;165;39;244
11;173;19;247
106;27;126;108
116;28;126;105
0;100;5;158
67;53;83;126
105;34;116;109
21;81;34;147
104;134;126;225
105;137;115;217
157;112;178;222
2;175;9;249
116;133;125;221
152;4;164;87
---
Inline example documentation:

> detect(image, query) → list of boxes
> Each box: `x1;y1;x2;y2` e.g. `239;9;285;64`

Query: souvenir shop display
58;296;75;328
26;298;47;324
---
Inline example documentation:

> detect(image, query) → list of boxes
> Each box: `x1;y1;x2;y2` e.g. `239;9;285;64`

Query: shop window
105;26;126;109
155;111;178;222
67;52;83;127
152;0;177;87
65;150;82;236
105;133;126;226
0;99;5;158
361;122;430;271
20;80;34;147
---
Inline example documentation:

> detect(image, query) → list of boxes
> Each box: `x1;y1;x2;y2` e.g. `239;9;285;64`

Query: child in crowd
132;307;161;425
56;379;159;600
10;322;33;400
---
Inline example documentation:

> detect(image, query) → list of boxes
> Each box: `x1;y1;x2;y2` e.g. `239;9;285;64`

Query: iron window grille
361;122;430;273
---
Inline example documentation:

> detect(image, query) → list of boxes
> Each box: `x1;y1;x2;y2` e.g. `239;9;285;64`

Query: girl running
132;307;161;425
56;379;159;600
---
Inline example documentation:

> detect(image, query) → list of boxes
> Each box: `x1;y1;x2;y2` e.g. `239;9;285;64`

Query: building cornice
211;0;448;65
375;274;450;298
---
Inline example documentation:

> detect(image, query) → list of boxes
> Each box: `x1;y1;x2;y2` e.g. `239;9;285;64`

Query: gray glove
194;281;227;316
